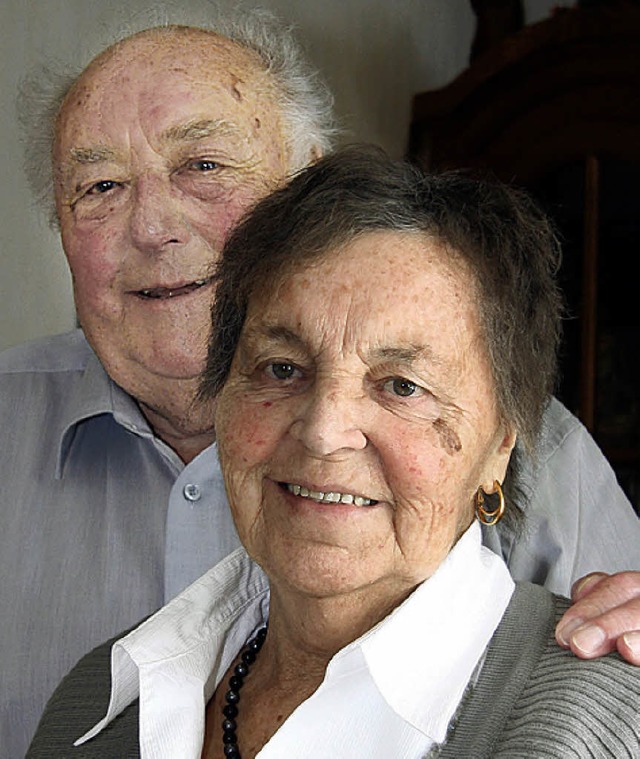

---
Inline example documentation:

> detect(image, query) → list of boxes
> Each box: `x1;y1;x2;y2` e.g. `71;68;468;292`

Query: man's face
53;29;289;403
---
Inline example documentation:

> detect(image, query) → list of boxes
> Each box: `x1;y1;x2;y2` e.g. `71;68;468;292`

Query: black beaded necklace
221;625;268;759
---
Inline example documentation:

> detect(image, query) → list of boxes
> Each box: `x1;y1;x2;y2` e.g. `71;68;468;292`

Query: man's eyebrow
161;118;239;143
68;146;117;165
62;119;240;173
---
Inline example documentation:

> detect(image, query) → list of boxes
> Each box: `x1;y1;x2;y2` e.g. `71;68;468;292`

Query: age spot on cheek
433;418;462;455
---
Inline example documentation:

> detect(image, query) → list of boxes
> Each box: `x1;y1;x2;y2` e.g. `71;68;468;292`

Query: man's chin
100;345;206;388
132;349;207;384
82;320;208;385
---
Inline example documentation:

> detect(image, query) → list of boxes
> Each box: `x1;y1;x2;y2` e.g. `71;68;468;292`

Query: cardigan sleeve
439;583;640;758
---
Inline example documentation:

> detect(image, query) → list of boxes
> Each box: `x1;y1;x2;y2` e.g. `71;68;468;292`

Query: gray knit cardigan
27;582;640;758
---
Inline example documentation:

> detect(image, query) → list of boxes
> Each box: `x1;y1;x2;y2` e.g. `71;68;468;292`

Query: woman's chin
262;544;388;601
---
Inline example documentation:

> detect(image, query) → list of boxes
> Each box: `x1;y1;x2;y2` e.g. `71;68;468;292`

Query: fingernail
572;624;606;654
622;631;640;654
573;573;603;597
556;618;584;647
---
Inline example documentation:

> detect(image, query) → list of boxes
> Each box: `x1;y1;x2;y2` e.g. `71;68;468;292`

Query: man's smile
135;276;214;300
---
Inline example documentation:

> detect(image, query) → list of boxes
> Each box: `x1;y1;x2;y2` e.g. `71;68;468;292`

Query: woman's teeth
285;483;377;507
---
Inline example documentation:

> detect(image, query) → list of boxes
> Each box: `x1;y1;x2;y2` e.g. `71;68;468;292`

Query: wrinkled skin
53;28;290;458
215;231;516;624
557;571;640;664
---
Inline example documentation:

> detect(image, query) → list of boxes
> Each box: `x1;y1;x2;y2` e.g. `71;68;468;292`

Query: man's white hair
17;3;338;227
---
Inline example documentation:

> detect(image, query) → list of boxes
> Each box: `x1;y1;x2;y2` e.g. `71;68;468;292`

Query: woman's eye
268;363;297;380
384;378;419;397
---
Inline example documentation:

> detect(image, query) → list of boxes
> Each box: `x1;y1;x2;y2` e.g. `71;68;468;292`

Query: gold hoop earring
475;480;505;526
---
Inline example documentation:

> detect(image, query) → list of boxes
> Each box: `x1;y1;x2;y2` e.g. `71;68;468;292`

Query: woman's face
215;230;515;603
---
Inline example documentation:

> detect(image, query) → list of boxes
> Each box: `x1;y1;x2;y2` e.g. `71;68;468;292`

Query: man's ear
284;144;323;182
308;144;323;164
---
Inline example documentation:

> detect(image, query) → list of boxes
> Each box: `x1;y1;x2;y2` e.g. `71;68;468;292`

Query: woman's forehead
243;229;480;355
262;230;472;304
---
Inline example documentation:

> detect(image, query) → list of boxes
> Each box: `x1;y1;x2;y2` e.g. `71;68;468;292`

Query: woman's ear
489;423;517;485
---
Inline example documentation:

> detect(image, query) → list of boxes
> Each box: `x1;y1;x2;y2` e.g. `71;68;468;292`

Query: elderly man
2;13;640;758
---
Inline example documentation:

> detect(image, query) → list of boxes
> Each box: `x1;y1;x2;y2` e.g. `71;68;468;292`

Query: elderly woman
28;147;640;758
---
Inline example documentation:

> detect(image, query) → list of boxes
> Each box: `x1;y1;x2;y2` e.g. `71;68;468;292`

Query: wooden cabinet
408;3;640;510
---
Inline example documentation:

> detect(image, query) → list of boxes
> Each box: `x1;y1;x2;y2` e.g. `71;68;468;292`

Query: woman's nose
289;382;368;457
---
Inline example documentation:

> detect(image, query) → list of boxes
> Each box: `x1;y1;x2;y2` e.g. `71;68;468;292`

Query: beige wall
0;0;569;351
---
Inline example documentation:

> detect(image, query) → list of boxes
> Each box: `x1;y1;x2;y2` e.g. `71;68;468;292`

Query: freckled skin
53;28;292;446
215;230;517;613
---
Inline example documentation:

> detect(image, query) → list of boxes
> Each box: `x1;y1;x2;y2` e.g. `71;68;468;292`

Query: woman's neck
202;579;417;759
265;578;416;682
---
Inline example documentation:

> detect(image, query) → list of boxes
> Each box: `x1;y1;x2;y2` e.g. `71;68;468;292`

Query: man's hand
555;571;640;665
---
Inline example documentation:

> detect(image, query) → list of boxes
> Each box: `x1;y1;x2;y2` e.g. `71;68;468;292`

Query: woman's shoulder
496;585;640;757
440;583;640;758
26;632;140;758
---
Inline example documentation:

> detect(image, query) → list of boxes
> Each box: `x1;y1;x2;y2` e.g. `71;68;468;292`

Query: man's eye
384;378;419;397
87;180;118;195
268;363;297;380
189;159;220;172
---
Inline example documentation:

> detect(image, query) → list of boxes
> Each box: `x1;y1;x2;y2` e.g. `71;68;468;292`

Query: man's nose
129;173;190;251
289;381;368;457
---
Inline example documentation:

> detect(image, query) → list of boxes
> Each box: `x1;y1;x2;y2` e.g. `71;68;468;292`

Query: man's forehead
95;26;258;71
55;28;277;150
65;27;266;110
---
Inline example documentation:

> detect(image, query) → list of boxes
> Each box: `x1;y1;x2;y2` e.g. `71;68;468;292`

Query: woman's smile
281;481;379;507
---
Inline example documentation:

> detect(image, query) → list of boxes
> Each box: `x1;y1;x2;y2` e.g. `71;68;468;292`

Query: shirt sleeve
493;398;640;596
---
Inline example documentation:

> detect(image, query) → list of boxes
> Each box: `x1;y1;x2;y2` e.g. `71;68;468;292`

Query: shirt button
183;483;201;502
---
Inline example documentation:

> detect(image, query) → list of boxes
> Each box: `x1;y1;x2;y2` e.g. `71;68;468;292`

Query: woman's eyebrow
242;329;445;367
243;324;308;350
372;344;441;366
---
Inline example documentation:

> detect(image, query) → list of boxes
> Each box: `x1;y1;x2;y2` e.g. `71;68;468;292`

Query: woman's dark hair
201;145;564;520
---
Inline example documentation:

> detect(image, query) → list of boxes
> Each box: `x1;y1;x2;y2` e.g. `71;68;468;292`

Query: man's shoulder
0;330;93;376
537;396;585;463
534;395;623;490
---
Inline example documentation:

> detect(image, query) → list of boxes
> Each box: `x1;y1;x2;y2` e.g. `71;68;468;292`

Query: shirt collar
350;521;514;741
75;548;269;749
55;350;155;478
77;523;513;750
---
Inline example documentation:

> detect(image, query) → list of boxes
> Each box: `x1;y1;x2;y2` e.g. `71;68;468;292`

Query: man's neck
138;392;217;464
